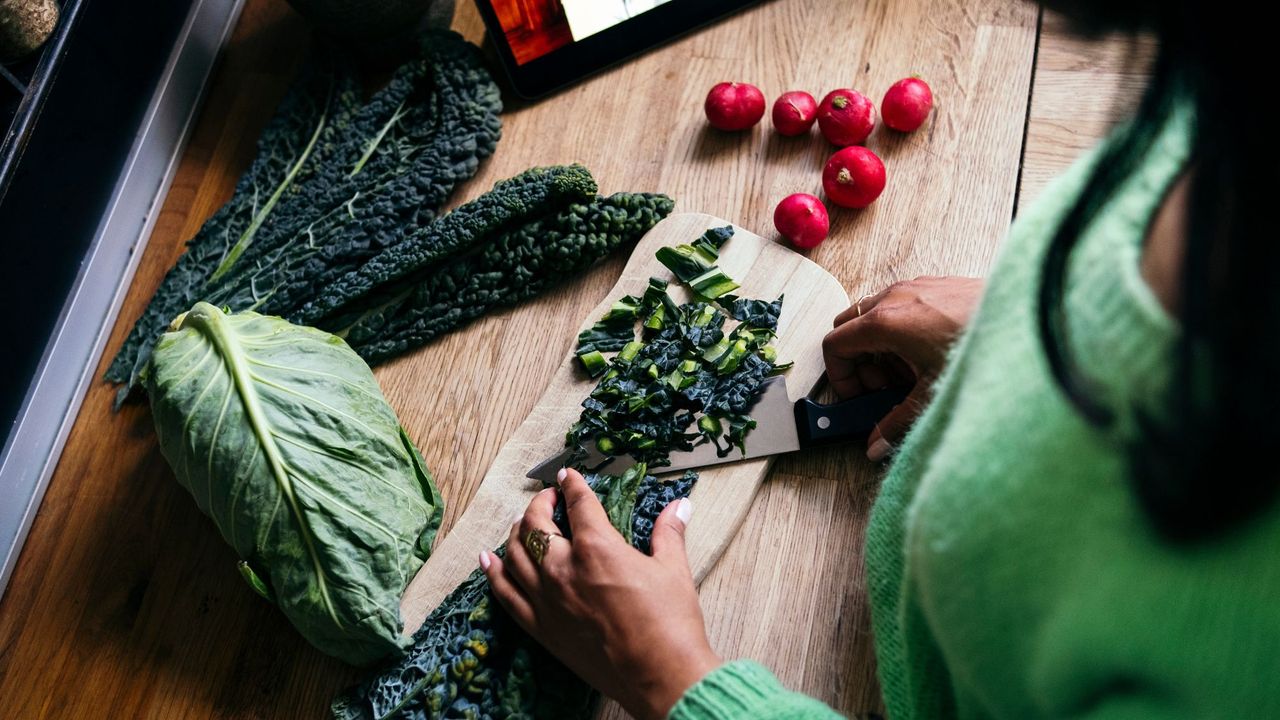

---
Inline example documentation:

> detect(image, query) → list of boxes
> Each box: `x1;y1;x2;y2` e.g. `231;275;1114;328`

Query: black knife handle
794;386;911;448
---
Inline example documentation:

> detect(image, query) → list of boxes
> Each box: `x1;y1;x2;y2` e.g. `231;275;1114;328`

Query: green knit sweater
670;99;1280;720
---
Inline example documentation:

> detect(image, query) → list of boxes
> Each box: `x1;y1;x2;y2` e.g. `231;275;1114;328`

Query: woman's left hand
480;468;721;720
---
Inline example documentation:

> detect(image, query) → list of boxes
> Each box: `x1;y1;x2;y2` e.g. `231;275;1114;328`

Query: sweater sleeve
667;660;845;720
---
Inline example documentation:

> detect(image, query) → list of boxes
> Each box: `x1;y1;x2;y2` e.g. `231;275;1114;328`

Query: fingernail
555;468;568;485
478;550;491;571
675;498;692;525
868;439;892;462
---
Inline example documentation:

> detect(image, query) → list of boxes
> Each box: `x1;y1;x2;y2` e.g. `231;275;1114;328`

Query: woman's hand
824;276;984;461
481;469;720;720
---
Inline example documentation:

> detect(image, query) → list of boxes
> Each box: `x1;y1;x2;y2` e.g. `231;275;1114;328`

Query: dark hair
1038;2;1277;540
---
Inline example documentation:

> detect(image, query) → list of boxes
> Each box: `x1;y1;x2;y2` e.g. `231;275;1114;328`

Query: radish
771;91;818;136
773;193;830;249
882;77;933;132
704;82;766;131
823;147;885;208
817;89;875;146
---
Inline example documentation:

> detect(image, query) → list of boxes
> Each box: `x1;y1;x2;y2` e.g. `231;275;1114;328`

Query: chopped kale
332;465;697;720
334;227;787;720
725;295;784;330
565;231;788;468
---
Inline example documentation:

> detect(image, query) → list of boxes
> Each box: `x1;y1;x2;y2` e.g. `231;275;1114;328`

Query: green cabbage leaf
147;302;443;665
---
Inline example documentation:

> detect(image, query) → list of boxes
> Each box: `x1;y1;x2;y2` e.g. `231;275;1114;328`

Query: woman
480;0;1278;717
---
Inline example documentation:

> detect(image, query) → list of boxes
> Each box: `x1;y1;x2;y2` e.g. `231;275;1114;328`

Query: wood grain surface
399;212;849;634
1018;10;1155;204
0;1;1142;717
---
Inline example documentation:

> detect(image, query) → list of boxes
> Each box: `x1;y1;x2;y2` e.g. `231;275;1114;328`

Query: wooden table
0;2;1149;717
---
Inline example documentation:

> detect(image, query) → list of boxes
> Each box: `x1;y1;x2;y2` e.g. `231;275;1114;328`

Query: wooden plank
400;212;849;632
1017;10;1155;206
0;0;1038;716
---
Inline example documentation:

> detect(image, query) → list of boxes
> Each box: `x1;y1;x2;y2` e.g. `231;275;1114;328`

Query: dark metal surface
0;0;195;434
1;0;84;201
0;0;246;597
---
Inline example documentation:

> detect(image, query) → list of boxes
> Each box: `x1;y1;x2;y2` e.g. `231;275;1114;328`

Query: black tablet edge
473;0;767;100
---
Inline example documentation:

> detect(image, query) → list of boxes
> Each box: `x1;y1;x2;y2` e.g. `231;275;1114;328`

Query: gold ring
523;528;558;566
855;293;874;317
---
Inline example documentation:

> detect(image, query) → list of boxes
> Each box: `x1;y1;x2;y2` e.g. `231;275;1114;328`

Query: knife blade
526;376;908;483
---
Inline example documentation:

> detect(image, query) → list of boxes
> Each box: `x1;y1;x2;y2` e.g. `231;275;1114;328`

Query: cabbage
147;302;443;665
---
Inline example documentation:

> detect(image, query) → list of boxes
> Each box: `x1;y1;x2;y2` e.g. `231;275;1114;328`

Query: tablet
474;0;762;98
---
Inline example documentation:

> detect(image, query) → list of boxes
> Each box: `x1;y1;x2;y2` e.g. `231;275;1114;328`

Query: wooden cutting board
399;212;850;633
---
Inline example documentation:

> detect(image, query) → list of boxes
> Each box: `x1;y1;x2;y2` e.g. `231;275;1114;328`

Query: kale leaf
725;295;783;330
330;189;675;363
106;30;502;405
241;35;507;319
332;465;697;720
104;58;363;396
296;164;597;327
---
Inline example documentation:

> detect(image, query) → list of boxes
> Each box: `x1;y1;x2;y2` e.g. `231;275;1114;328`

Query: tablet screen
475;0;760;98
487;0;675;65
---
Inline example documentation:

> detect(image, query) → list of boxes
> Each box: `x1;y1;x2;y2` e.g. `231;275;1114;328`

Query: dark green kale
653;225;736;298
563;231;788;468
331;545;592;720
213;30;505;319
318;185;676;364
297;164;597;327
104;58;363;397
106;29;502;405
332;465;697;720
724;296;783;330
576;321;636;354
576;295;642;354
654;227;741;301
652;226;732;283
623;470;698;555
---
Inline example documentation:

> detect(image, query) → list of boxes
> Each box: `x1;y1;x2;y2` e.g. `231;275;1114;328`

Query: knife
526;376;909;483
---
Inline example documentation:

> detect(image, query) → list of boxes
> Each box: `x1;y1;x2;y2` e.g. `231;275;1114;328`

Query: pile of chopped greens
333;227;790;719
569;226;788;468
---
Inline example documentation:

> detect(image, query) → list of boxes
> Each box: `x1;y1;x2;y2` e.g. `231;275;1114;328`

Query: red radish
823;147;886;208
817;89;876;146
771;91;818;136
882;77;933;132
704;82;766;131
773;193;830;249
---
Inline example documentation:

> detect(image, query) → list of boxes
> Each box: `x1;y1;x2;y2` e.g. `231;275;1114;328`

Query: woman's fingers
866;385;930;462
520;484;559;533
833;285;893;327
557;468;612;535
480;550;539;633
884;354;916;386
506;503;547;595
507;487;575;596
649;498;693;575
855;359;891;391
824;315;904;399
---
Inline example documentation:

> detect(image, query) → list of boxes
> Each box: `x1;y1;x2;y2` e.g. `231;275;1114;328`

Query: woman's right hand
823;276;984;461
